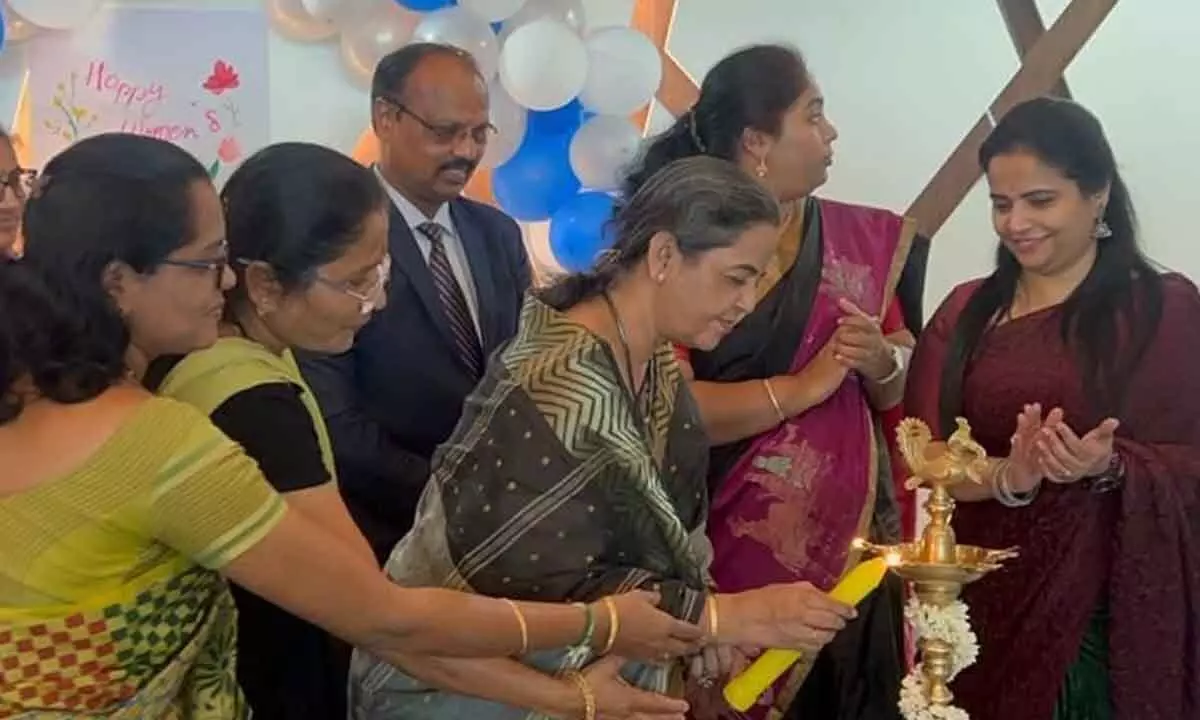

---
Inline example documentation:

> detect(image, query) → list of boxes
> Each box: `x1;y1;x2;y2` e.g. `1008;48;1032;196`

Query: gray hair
539;155;780;309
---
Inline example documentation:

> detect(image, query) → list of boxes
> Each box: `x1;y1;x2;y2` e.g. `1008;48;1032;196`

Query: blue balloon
394;0;454;11
493;132;580;222
526;99;584;138
549;192;617;272
491;21;503;33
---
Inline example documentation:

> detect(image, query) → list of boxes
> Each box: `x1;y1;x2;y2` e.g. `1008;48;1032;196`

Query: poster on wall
25;6;268;182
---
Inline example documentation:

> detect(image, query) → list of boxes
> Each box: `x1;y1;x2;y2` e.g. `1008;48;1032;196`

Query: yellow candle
723;556;891;711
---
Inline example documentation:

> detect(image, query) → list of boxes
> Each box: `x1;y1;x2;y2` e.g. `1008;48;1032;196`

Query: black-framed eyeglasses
160;240;229;287
377;95;496;146
0;168;37;203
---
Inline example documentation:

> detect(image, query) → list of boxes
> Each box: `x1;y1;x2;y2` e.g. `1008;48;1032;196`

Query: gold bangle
763;378;786;423
503;598;529;656
565;670;597;720
707;595;719;641
600;597;619;654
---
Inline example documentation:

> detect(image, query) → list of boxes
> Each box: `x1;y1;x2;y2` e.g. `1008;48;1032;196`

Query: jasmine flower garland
898;598;980;719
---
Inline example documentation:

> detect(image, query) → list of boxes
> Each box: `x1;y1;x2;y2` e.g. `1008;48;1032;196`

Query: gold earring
755;159;768;178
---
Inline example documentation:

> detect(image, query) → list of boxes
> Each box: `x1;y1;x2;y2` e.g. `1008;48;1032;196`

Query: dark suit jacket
300;196;531;562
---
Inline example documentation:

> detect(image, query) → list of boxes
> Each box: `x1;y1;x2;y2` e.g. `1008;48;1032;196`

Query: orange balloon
463;169;494;204
351;129;379;166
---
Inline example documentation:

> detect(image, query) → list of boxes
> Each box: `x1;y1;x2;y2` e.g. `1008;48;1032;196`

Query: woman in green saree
350;156;860;719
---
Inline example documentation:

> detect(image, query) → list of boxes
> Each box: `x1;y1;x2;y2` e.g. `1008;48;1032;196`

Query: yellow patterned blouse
0;397;287;718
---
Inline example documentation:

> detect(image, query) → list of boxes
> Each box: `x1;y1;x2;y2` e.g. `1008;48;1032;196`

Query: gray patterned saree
348;295;713;718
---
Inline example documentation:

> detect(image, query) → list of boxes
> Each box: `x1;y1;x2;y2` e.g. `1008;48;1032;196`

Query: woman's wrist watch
1085;451;1125;494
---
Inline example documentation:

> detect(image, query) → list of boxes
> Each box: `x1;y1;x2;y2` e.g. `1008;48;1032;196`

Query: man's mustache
440;159;476;174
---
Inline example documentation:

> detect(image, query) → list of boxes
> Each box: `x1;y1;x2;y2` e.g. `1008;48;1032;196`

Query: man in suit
301;44;531;563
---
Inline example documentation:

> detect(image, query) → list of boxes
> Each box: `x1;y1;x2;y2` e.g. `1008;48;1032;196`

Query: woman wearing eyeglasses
0;127;34;256
144;142;388;719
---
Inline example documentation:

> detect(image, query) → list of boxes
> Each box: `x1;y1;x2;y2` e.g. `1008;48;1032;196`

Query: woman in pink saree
624;45;926;720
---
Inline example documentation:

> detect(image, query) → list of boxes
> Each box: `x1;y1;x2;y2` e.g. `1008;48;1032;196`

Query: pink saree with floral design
688;197;914;720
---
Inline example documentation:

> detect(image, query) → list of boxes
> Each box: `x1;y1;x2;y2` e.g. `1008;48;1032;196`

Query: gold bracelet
600;597;619;654
503;598;529;656
762;378;786;423
706;595;719;641
572;602;595;650
565;670;597;720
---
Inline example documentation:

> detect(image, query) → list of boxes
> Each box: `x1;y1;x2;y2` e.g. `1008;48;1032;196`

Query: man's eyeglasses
160;240;229;287
314;254;391;316
377;96;496;147
0;168;37;203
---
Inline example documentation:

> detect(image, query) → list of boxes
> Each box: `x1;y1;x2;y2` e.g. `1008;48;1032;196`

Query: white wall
3;0;1196;311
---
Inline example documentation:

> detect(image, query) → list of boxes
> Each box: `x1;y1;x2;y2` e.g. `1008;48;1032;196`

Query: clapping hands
1010;404;1119;489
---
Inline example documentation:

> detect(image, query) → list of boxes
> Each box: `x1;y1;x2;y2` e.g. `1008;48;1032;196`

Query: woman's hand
833;298;895;382
580;655;689;720
721;583;855;652
1034;407;1119;484
779;339;849;412
604;591;704;664
686;645;753;688
1005;403;1046;494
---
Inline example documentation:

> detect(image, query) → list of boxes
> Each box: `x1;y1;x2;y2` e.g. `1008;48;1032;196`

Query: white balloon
458;0;527;24
266;0;338;42
500;0;585;43
8;0;98;31
481;83;526;169
340;4;421;88
579;27;662;116
522;221;562;276
499;19;586;111
569;115;641;191
3;2;39;44
412;7;500;79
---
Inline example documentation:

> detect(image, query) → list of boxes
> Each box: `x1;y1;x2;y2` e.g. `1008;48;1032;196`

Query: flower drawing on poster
26;7;268;182
43;73;99;142
201;60;244;178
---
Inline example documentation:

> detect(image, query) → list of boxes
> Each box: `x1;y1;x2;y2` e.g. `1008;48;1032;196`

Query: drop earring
755;159;768;179
1094;218;1112;239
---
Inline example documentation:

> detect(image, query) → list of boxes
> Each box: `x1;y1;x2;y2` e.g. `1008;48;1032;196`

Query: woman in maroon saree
623;44;927;720
906;97;1199;720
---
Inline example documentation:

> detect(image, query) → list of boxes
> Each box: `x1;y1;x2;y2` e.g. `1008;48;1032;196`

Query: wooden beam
631;0;698;133
905;0;1116;239
997;0;1072;97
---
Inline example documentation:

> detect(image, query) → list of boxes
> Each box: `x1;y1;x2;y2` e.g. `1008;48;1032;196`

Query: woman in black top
145;142;385;718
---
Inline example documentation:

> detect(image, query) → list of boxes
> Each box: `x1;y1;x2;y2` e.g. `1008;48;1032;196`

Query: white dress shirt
375;168;482;339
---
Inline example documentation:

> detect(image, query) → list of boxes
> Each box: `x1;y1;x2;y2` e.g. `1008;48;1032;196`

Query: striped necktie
417;222;484;378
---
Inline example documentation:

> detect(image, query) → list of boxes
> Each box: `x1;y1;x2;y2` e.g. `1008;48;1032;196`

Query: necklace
600;291;653;421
